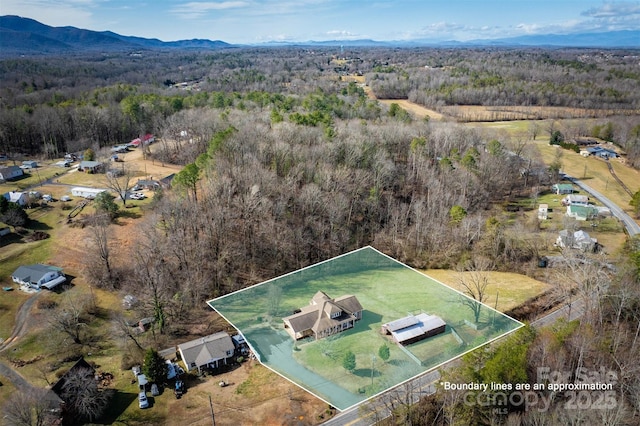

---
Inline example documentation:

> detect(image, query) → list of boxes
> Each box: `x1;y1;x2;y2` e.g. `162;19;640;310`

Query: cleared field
439;105;640;122
422;270;551;312
378;99;446;121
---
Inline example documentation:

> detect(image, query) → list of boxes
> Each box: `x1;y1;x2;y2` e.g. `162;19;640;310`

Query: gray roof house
78;160;103;173
11;264;66;290
283;291;363;341
0;165;24;181
178;332;235;374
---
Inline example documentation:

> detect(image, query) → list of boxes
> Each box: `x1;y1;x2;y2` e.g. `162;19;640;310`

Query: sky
1;0;639;44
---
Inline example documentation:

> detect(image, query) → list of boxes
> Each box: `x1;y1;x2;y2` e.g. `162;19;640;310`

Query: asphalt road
564;174;640;237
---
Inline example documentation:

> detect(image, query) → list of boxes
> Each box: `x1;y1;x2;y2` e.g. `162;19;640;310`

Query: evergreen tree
143;348;168;384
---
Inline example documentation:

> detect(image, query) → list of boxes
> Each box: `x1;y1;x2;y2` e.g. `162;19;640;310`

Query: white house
71;187;106;199
11;264;66;290
562;194;589;206
3;191;27;206
0;166;24;181
21;160;38;169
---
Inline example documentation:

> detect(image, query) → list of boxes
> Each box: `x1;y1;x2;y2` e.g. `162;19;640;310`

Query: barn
382;313;446;345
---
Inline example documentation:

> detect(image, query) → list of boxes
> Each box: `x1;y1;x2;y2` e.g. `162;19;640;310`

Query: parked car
138;392;149;409
129;192;146;200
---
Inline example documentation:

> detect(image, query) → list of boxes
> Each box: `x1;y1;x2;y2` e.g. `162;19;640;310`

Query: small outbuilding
537;204;548;220
22;160;38;169
382;313;446;345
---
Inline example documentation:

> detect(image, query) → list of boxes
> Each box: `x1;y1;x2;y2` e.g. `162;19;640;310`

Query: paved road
564;174;640;237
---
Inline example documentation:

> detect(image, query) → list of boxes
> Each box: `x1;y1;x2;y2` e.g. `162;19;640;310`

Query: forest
1;46;640;425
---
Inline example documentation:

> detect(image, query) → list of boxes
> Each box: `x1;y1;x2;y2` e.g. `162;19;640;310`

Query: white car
138;392;149;409
129;192;146;200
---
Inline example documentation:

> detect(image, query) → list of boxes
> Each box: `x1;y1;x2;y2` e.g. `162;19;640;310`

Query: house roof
283;293;363;336
80;160;102;168
0;165;23;175
385;313;446;344
4;191;25;203
178;332;235;368
565;194;589;202
553;183;574;190
568;205;599;217
12;264;62;284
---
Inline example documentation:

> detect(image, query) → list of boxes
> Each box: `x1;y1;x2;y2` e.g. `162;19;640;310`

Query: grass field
208;247;522;410
422;270;551;312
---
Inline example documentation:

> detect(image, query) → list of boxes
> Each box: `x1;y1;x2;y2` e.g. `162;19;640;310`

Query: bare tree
85;215;116;288
2;388;58;426
104;163;136;206
60;366;111;423
456;257;492;324
48;292;92;345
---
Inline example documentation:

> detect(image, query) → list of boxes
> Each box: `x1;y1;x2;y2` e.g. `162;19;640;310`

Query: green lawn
208;247;522;410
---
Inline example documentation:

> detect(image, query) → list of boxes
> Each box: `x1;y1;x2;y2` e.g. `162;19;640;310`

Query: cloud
582;1;640;18
1;0;95;27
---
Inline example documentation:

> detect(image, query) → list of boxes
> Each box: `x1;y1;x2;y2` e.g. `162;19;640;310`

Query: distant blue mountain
0;15;232;56
1;15;637;57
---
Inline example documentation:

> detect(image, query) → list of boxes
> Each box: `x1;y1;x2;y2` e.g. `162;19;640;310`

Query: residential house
21;160;38;169
556;229;597;252
178;332;236;374
71;187;106;199
135;179;160;190
566;205;599;221
552;183;574;195
3;191;27;206
0;165;24;181
11;264;66;290
78;161;103;173
381;313;446;345
538;204;549;220
562;194;589;206
283;291;363;341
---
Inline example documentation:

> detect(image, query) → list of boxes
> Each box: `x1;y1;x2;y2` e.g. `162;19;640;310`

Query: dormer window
331;311;341;319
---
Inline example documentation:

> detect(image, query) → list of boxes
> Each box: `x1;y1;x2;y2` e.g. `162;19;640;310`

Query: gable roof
12;264;62;284
178;332;235;368
283;293;363;336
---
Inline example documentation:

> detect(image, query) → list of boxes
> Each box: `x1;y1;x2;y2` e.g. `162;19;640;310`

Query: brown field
378;99;446;121
438;105;640;122
422;270;550;313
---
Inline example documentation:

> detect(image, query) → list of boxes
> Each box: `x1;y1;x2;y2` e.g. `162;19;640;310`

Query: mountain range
1;15;638;57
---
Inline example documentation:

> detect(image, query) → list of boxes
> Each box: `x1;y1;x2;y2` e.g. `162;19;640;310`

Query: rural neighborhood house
283;291;363;341
11;264;66;290
177;331;236;374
